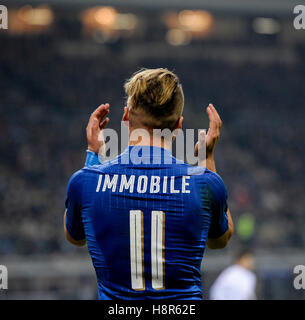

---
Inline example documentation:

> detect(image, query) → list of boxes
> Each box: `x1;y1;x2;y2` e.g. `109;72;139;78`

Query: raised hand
194;104;222;168
86;103;110;155
204;103;222;158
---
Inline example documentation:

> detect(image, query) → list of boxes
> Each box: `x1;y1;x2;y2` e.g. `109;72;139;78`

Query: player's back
66;146;228;300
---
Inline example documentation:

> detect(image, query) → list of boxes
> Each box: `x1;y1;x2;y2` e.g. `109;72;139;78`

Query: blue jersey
65;146;228;300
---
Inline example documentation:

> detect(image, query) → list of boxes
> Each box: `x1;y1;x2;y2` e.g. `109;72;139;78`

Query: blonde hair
124;68;184;130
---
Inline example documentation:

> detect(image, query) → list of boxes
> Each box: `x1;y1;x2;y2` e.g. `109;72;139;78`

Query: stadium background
0;0;304;299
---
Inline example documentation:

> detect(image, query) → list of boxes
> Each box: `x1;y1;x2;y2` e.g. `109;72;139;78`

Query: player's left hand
86;103;110;155
194;103;222;159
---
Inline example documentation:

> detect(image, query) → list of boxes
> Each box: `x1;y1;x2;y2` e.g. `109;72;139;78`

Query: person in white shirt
209;249;257;300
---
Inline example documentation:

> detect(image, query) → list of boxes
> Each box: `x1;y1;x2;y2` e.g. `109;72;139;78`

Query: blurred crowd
0;20;304;256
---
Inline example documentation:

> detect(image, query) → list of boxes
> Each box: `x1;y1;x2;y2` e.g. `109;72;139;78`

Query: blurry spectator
209;249;257;300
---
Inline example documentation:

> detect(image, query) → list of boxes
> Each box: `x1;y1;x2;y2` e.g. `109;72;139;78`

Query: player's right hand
86;103;110;155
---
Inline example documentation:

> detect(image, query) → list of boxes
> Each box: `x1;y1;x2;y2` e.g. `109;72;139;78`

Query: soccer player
64;68;234;300
209;249;256;300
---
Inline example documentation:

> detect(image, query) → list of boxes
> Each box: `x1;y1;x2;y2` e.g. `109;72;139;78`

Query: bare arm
195;104;234;250
64;104;110;247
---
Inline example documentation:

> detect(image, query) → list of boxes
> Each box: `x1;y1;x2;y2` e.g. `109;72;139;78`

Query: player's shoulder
186;166;227;200
187;166;225;186
67;168;88;187
67;165;104;196
204;169;226;192
83;157;120;174
67;163;104;185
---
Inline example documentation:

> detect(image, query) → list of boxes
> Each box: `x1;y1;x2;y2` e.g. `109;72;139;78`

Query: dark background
0;0;304;299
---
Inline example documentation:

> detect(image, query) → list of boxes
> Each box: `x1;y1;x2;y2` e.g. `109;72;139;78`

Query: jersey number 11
129;210;165;291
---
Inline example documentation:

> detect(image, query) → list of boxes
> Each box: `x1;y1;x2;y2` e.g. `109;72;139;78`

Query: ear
172;116;183;141
122;106;129;123
173;116;183;131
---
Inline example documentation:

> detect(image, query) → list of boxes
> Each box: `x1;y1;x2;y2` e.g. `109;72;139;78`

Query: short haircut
124;68;184;131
